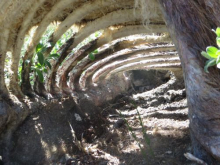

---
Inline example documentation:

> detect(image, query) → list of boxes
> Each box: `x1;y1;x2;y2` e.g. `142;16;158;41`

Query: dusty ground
92;73;191;165
2;71;194;165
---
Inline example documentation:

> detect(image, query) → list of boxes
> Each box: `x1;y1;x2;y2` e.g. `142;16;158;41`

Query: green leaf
93;49;98;54
35;63;42;68
201;51;212;60
216;27;220;37
204;59;216;73
43;68;48;73
48;53;60;59
45;60;52;69
57;40;62;47
216;37;220;47
217;55;220;64
206;46;219;58
89;53;95;61
95;32;99;37
40;46;47;53
36;43;44;53
36;69;44;82
19;67;22;72
37;52;44;66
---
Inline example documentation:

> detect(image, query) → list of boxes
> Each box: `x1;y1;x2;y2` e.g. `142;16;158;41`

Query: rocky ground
2;70;196;165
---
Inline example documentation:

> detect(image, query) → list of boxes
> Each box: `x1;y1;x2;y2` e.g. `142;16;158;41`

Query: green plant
136;109;154;156
18;24;57;84
88;49;98;61
201;27;220;73
32;43;59;82
119;108;153;162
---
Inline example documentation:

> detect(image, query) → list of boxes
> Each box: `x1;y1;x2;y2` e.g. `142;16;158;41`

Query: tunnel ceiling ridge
0;0;180;97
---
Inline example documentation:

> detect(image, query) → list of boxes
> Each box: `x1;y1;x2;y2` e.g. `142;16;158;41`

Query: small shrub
88;49;98;61
32;43;59;82
201;27;220;73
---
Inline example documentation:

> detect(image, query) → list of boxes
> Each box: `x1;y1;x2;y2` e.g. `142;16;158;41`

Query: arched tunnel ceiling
0;0;181;98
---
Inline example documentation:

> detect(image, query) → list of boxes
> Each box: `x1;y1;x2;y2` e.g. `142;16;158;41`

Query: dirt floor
2;71;195;165
91;74;192;165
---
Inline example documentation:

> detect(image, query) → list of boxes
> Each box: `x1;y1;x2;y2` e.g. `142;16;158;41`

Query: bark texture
158;0;220;163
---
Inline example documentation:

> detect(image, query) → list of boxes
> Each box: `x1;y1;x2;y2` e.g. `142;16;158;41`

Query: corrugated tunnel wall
0;0;181;99
0;0;183;152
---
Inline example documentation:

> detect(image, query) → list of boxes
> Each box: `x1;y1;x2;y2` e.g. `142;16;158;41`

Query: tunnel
0;0;193;164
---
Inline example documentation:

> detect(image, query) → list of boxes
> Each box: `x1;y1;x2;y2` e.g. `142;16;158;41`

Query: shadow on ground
0;70;192;165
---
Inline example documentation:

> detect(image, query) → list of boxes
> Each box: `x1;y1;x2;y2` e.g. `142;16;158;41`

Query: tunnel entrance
131;70;170;92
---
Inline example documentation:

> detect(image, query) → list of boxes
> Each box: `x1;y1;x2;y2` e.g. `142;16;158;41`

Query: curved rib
77;45;176;90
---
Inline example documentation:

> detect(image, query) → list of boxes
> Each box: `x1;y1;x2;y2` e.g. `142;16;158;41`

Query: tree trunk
158;0;220;163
